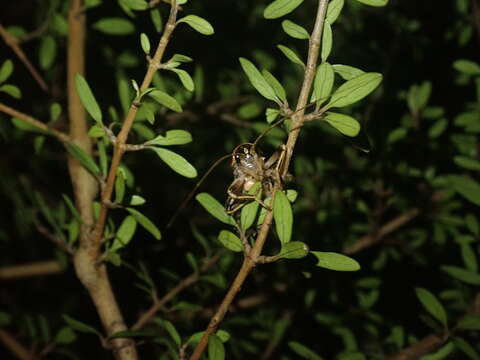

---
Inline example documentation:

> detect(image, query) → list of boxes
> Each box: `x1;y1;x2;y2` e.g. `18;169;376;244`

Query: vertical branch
189;1;329;359
67;1;138;359
91;4;178;257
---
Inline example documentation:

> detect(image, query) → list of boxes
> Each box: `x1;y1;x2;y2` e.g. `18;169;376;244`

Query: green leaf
140;33;150;54
461;243;478;273
239;57;279;102
88;124;106;138
240;201;260;232
311;252;361;271
312;62;334;105
171;54;193;63
327;72;382;108
218;230;243;252
0;59;13;83
264;0;304;19
454;156;480;171
266;108;280;123
354;0;389;6
448;175;480;206
457;315;480;330
321;21;332;62
177;15;214;35
279;241;309;259
126;207;161;240
466;214;479;235
262;70;287;103
150;8;163;32
208;334;225;360
115;168;126;203
10;117;44;133
64;142;101;176
282;20;309;39
171;68;194;91
453;337;480;360
54;327;77;345
196;193;234;225
62;315;101;336
148;90;182;112
39;35;56;70
92;18;135;35
216;330;230;343
150;147;197;178
130;195;146;206
50;103;62;122
332;64;365;80
0;84;22;99
288;341;323;360
146;129;193;146
277;44;305;67
111;215;137;251
441;265;480;285
155;318;181;346
324;112;361;137
274;190;293;244
74;74;102;124
415;287;448;327
326;0;344;24
453;59;480;75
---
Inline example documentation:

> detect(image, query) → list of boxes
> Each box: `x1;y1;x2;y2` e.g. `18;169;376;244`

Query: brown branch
343;208;421;255
0;260;63;280
188;1;329;359
0;329;33;360
91;3;178;259
66;1;137;360
131;251;223;330
0;23;48;92
36;224;75;254
386;333;449;360
0;103;71;142
344;192;444;255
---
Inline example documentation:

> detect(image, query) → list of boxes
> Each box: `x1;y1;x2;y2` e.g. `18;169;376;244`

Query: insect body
226;143;285;214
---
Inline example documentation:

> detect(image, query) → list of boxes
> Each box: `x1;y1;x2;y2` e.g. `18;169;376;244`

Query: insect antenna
167;153;231;228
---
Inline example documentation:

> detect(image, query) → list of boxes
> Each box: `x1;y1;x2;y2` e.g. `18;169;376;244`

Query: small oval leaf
326;0;344;24
208;334;225;360
218;230;243;252
321;20;332;62
312;62;334;105
126;207;161;240
311;251;361;271
178;15;214;35
146;129;193;146
354;0;389;6
282;20;309;39
140;33;151;54
196;193;234;225
239;57;279;102
324;112;361;137
326;72;382;108
151;147;197;178
279;241;309;259
273;190;293;244
111;215;137;251
92;18;135;35
148;90;182;112
415;287;448;327
74;74;103;124
264;0;304;19
277;44;305;67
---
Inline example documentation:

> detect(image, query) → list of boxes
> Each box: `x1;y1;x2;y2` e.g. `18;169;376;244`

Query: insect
225;142;286;214
166;100;319;228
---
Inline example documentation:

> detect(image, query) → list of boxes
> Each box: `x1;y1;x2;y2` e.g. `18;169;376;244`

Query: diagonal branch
131;251;223;330
0;103;71;142
0;23;48;92
0;260;63;280
189;1;330;359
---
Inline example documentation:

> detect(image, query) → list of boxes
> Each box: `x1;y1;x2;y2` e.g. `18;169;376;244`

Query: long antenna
167;99;323;228
167;153;231;228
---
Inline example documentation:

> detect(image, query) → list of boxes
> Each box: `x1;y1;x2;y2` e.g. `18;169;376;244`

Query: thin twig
188;2;329;358
37;224;75;254
0;260;63;280
0;23;48;92
0;329;33;360
91;3;179;259
0;103;71;142
131;251;223;330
